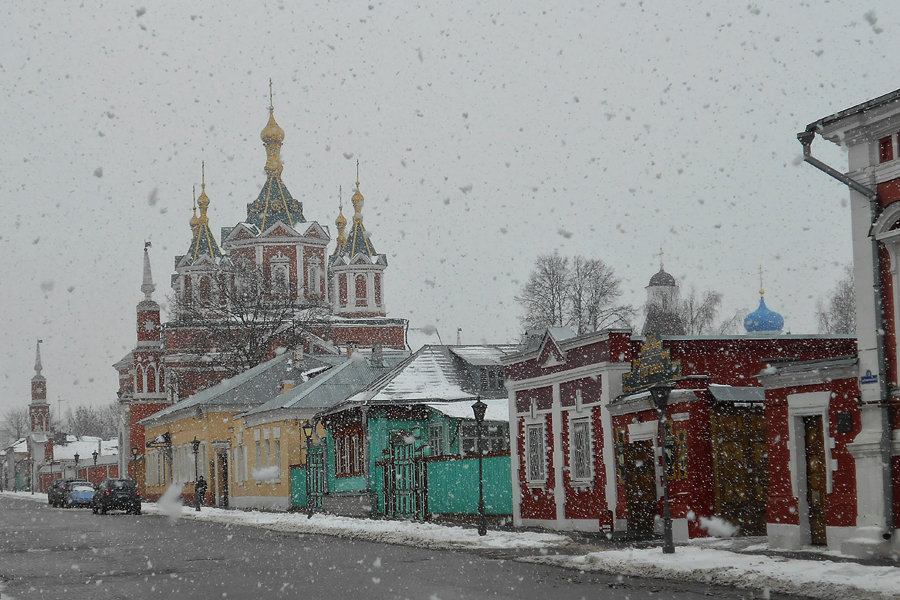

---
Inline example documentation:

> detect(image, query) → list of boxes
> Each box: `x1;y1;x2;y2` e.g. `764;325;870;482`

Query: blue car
64;481;95;508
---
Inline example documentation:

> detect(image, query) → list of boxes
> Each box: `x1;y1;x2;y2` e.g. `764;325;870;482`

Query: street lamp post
471;396;488;536
74;453;80;479
650;382;676;554
301;422;315;519
92;450;98;466
191;437;201;511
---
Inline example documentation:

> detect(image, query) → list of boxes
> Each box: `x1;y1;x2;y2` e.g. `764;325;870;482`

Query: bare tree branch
516;254;632;334
170;257;332;376
817;264;855;334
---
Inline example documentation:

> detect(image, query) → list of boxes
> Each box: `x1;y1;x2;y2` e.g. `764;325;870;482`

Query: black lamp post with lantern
191;437;201;511
471;396;488;536
301;422;315;519
73;453;80;479
92;450;98;466
649;382;676;554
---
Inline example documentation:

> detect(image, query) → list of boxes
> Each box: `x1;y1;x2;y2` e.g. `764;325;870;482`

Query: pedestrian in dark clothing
195;476;207;511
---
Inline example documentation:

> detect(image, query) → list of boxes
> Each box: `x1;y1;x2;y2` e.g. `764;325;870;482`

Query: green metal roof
245;176;305;231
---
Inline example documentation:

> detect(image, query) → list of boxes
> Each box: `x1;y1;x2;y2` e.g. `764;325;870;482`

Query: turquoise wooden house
311;345;516;522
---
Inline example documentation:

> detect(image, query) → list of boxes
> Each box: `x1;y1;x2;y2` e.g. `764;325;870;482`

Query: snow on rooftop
426;399;509;422
370;346;473;402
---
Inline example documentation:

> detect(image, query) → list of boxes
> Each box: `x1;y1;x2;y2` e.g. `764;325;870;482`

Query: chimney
280;380;296;394
371;341;384;368
347;341;358;359
293;346;305;370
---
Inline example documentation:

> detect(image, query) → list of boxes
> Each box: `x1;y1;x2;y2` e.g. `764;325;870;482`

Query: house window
334;428;364;477
255;442;261;471
428;423;445;456
526;423;546;482
663;421;688;481
461;422;509;456
879;135;894;163
571;418;592;481
265;439;271;466
274;440;281;472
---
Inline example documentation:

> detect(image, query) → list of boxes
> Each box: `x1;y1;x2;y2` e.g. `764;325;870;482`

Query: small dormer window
879;135;894;163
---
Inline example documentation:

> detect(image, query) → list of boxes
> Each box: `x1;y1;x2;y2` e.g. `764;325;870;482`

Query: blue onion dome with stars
744;289;784;334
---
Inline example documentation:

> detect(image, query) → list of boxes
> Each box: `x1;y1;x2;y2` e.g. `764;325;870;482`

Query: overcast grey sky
1;2;896;414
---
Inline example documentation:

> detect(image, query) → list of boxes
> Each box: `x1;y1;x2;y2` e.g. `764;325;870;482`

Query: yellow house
140;351;307;505
232;348;407;510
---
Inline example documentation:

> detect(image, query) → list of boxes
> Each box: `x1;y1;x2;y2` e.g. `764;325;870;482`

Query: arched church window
308;256;322;297
355;274;367;306
199;276;212;305
147;365;156;393
136;365;144;394
183;277;192;308
272;264;290;294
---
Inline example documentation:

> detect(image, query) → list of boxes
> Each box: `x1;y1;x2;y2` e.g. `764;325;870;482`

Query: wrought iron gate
382;432;426;520
306;446;325;511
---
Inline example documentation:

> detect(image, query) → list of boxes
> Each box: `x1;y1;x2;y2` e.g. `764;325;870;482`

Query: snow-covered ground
3;489;898;599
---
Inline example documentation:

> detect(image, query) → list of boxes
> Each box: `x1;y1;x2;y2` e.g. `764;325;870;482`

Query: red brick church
115;90;407;478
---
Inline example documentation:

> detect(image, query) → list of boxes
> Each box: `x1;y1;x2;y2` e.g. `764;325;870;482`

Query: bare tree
171;257;332;376
2;407;29;440
517;253;570;331
678;287;723;335
65;402;119;439
517;253;632;334
817;265;855;334
569;256;634;334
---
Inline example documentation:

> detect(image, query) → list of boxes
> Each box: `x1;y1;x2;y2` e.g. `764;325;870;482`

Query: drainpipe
798;129;894;541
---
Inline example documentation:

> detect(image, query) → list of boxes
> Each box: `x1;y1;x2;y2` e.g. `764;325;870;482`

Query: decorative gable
537;333;567;369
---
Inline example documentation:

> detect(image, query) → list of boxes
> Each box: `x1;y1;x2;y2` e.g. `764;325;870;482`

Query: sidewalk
2;490;898;599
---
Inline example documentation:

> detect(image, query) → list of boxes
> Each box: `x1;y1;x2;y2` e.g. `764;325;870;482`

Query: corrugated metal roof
242;351;408;416
449;345;518;366
142;352;340;424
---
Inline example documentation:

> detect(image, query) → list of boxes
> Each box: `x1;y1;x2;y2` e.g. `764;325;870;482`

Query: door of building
382;432;425;520
710;405;768;536
803;415;827;545
624;440;657;535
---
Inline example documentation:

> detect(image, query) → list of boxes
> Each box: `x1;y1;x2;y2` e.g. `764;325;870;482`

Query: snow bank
140;502;567;551
525;546;900;600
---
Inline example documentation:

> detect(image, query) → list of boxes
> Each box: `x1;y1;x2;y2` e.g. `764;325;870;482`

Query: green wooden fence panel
290;466;307;508
426;455;512;515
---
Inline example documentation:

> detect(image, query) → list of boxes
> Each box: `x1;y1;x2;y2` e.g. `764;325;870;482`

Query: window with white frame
570;418;592;481
428;423;445;456
461;422;509;456
526;423;546;483
274;440;281;472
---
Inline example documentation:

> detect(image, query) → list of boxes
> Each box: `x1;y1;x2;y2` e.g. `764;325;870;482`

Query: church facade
115;93;407;482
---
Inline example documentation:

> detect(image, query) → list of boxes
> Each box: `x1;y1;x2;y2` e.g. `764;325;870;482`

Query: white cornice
504;362;628;391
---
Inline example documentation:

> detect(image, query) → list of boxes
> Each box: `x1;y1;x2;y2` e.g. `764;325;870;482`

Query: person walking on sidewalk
194;476;207;512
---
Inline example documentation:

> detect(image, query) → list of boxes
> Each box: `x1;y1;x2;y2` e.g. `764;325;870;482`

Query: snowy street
4;492;894;600
0;492;801;600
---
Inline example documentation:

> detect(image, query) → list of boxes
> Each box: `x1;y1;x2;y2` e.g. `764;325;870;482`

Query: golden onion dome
261;108;285;144
335;205;347;229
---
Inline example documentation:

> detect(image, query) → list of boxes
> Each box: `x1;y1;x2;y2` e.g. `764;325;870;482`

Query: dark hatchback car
91;478;141;515
48;479;94;508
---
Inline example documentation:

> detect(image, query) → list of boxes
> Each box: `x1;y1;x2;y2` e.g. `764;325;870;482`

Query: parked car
91;478;141;515
48;479;93;508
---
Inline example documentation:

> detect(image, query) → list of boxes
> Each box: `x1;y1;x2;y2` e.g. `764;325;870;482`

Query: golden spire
260;78;285;178
351;159;364;225
196;161;211;226
335;185;347;249
189;184;199;230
